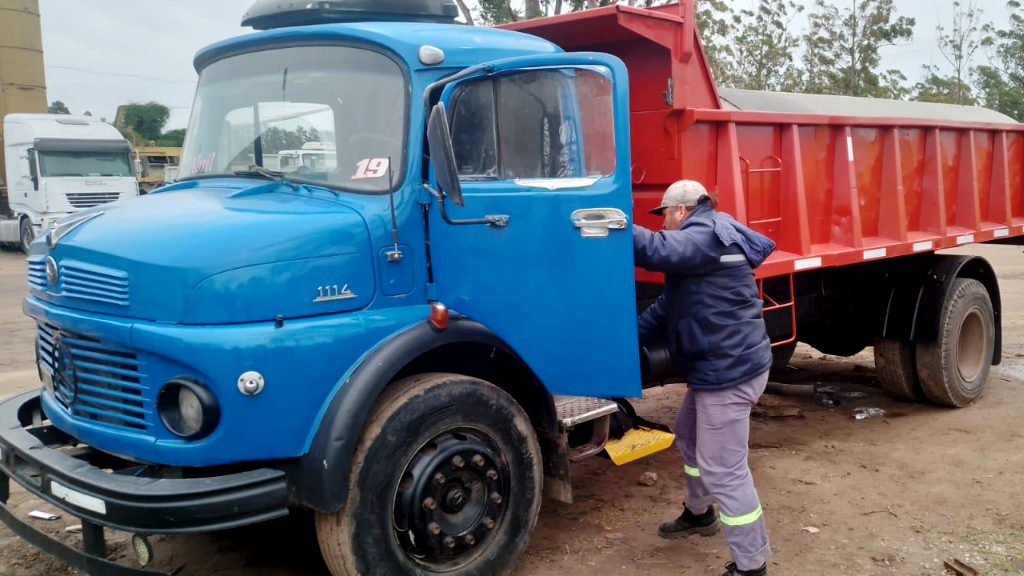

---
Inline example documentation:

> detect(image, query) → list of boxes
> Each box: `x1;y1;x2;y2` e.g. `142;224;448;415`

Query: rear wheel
873;337;925;402
770;341;797;372
19;219;34;254
915;279;995;407
315;373;542;576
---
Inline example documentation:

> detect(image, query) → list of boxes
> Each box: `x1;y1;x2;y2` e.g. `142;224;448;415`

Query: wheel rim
392;428;509;570
957;306;986;384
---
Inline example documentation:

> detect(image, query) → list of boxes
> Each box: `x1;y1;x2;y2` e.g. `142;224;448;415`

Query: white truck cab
1;114;138;252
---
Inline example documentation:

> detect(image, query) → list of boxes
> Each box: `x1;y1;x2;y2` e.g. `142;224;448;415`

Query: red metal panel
506;2;1024;283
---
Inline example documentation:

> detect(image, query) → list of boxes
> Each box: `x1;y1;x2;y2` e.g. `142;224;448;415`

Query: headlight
157;379;219;439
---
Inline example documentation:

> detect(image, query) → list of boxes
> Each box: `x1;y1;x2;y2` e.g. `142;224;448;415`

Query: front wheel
19;219;34;254
316;373;543;576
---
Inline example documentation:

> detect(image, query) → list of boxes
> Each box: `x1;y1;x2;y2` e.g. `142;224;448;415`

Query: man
634;180;776;576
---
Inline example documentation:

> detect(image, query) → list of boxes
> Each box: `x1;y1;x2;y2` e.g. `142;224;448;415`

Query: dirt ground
0;244;1022;575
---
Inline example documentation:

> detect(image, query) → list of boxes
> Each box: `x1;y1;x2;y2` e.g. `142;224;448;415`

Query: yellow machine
0;0;47;208
132;145;181;193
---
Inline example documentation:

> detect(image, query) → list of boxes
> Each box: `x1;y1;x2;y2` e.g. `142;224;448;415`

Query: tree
799;0;915;98
696;0;736;85
157;129;187;147
913;64;975;104
47;101;70;115
973;0;1024;120
117;102;171;144
727;0;803;91
937;0;985;105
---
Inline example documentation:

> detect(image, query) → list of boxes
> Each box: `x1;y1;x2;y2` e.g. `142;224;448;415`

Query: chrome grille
38;323;150;431
57;259;129;307
65;192;121;208
26;255;47;291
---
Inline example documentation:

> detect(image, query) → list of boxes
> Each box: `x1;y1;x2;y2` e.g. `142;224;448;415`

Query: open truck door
424;53;642;400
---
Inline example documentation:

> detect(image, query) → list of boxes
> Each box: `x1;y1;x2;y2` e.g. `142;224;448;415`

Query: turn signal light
429;302;449;331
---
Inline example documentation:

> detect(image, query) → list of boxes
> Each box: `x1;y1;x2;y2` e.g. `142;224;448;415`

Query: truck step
554;396;619;429
604;427;676;466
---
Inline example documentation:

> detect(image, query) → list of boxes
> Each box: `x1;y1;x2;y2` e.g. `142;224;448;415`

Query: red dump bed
501;4;1024;281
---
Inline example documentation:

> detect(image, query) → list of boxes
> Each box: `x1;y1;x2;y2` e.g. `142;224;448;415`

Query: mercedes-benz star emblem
45;256;59;286
52;333;77;406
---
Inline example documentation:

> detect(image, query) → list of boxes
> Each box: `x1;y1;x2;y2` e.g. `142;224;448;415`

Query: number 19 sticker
352;158;390;180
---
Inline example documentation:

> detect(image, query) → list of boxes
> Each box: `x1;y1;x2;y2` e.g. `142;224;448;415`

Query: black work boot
722;562;767;576
657;505;721;539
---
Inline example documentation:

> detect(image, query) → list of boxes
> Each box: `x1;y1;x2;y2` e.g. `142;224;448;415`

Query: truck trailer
0;1;1020;575
1;114;139;252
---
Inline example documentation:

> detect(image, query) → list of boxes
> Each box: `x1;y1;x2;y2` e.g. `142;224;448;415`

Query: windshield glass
37;151;133;177
179;45;406;193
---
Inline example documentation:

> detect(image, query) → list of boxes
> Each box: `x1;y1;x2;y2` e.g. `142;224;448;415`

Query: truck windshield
178;45;407;193
37;151;133;178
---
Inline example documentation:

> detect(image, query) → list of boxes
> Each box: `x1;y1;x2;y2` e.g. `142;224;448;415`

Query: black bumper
0;391;291;571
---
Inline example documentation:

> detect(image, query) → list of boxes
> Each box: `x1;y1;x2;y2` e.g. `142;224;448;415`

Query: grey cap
648;180;710;215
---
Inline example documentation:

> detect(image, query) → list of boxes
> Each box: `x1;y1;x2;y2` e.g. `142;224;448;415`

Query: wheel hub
957;306;986;383
393;429;509;569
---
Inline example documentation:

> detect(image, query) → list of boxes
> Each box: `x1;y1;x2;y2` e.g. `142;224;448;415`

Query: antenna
386;156;403;262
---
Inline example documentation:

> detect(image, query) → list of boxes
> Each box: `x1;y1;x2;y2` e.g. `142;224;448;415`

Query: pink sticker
191;152;217;174
352;158;390;180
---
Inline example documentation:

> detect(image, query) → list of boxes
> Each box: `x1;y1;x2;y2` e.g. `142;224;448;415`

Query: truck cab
0;2;645;575
1;114;139;252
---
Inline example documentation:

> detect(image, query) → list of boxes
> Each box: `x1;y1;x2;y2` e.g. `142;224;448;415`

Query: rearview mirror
426;102;464;207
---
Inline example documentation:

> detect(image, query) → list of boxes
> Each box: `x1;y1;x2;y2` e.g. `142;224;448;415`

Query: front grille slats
66;192;121;208
36;323;150;432
26;257;47;291
55;260;130;307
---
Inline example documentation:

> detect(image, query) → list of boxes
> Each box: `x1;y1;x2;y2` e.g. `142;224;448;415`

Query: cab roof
193;21;561;74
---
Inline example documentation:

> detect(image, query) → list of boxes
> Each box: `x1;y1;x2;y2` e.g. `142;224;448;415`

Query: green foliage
118;102;171;143
727;0;804;91
913;64;976;105
799;0;916;97
47;101;70;115
696;0;736;85
157;129;187;148
975;0;1024;120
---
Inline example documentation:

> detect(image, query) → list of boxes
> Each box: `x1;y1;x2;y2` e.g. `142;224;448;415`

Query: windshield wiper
234;165;288;182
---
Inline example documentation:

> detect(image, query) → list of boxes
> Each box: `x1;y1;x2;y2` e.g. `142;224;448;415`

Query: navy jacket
634;204;775;390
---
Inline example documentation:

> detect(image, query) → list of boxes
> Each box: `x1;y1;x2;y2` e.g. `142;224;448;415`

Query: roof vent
242;0;460;30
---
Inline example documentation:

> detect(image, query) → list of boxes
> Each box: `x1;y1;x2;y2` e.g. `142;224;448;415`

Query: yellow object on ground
604;427;676;465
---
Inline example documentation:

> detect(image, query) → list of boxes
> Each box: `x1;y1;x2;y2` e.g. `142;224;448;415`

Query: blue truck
0;1;652;574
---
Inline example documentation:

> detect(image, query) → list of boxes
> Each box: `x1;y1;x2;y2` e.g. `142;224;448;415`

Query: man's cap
648;180;710;215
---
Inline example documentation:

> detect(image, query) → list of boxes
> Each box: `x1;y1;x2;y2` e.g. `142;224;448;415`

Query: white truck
1;114;138;253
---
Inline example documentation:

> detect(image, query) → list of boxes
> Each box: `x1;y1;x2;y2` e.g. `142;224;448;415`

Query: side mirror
426;102;464;207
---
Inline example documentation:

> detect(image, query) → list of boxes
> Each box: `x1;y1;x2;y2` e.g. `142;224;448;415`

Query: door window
449;68;615;183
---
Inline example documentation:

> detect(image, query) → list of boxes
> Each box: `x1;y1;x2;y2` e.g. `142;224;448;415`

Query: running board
554;396;619;429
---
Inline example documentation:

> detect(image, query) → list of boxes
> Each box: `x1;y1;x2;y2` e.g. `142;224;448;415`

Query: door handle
571;208;628;238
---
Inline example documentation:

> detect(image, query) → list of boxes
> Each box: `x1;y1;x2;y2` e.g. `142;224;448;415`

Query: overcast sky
38;0;1010;131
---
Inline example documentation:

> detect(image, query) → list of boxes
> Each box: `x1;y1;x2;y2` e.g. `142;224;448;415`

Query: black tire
915;279;995;408
770;341;797;372
873;337;925;402
315;373;543;576
19;219;34;254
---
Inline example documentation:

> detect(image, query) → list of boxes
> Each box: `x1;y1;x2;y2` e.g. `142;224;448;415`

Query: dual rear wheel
874;279;995;407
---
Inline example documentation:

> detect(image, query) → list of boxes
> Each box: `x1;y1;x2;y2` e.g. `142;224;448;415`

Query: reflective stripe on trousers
674;370;771;571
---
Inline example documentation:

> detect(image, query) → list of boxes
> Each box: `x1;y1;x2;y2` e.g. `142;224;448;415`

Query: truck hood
28;179;375;324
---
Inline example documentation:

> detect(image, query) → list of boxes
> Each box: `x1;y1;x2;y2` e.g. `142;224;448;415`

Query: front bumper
0;390;290;571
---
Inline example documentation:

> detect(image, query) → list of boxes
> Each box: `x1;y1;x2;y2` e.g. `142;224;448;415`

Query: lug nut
483;517;495;530
464;534;476;546
434;472;446;484
472;454;485;467
428;522;442;536
490;492;502;505
444;536;456;549
486;469;499;481
423;497;437;511
452;455;465;469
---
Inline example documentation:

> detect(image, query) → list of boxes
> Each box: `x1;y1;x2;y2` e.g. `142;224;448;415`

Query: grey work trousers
674;370;771;571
